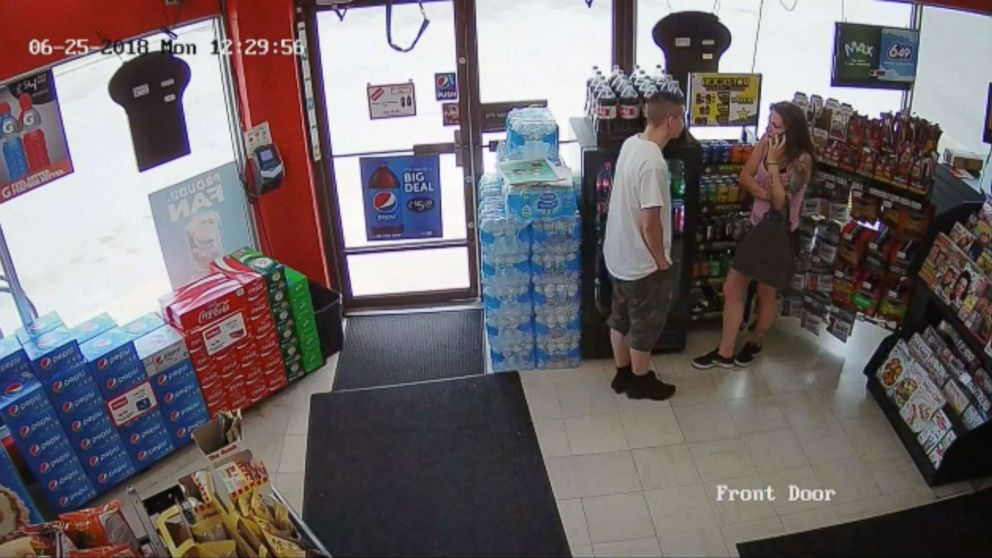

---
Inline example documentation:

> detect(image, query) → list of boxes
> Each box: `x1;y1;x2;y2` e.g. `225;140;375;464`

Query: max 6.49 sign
361;155;442;242
832;23;920;90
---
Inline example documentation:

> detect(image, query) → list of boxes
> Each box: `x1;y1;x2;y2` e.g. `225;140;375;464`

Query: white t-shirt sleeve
637;164;667;209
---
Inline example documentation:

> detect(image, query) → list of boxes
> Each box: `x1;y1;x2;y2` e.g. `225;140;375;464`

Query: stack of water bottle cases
480;108;582;371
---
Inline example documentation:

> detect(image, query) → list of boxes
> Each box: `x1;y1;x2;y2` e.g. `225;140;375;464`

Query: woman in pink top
693;102;814;369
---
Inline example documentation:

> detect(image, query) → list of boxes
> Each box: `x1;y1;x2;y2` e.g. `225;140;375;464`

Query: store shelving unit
571;117;703;358
862;193;992;486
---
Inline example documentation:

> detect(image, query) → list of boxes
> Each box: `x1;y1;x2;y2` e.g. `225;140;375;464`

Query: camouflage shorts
607;270;672;352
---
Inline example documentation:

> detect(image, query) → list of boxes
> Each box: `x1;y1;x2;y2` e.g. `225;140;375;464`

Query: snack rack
862;195;992;486
126;483;332;557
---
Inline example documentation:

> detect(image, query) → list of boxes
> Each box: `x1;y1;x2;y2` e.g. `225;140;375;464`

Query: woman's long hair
770;101;816;167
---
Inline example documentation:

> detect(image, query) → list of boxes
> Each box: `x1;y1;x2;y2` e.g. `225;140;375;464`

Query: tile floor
94;319;992;557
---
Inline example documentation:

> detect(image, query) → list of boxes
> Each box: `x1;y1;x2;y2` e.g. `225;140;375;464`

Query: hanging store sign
149;162;254;289
0;69;74;205
367;81;417;120
361;154;442;242
688;73;762;127
434;72;458;101
442;102;460;126
832;23;920;90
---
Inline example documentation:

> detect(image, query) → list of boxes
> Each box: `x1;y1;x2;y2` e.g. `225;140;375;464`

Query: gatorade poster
361;155;442;242
0;70;74;206
688;73;761;126
148;162;254;289
832;23;919;89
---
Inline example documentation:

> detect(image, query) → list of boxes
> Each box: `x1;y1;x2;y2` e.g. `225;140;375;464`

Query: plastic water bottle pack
483;281;532;311
532;216;581;249
533;304;581;335
505;107;560;162
485;301;534;337
478;173;504;204
532;275;580;305
490;339;536;372
534;331;581;369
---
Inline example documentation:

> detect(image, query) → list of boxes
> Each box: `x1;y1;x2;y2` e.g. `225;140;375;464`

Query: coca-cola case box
0;371;96;511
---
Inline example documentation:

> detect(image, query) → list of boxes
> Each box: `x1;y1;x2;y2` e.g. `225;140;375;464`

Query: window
0;19;248;333
636;0;912;136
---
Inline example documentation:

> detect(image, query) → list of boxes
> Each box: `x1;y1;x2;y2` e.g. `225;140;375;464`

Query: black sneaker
626;372;677;401
611;365;633;394
734;342;763;367
691;349;736;370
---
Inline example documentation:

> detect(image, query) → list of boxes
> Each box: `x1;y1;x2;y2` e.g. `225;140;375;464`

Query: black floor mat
303;373;569;557
738;489;992;557
332;309;484;391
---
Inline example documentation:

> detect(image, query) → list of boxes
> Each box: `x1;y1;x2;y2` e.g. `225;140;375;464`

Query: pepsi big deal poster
361;155;442;242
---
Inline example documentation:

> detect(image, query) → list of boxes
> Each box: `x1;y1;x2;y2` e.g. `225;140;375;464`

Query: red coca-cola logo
198;301;231;325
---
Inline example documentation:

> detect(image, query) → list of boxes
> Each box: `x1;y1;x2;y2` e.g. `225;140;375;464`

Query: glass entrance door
312;0;478;309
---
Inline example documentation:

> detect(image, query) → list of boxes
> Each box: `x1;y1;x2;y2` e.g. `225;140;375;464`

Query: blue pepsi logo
80;438;91;450
89;455;100;467
373;192;398;213
48;479;58;490
130;433;141;444
29;444;41;456
59;496;69;507
176;427;188;438
62;402;74;413
52;381;64;394
71;420;82;432
106;378;117;390
98;473;108;484
407;197;435;213
40;357;53;370
19;425;31;437
436;74;452;88
158;375;168;386
138;450;148;461
8;405;19;417
97;357;109;370
165;393;175;404
170;410;180;422
5;381;23;397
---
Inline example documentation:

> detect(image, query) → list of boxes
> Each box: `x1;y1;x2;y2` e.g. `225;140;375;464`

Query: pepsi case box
14;312;64;344
120;411;174;471
39;462;96;512
60;403;115;445
0;335;30;381
105;381;158;428
134;325;189;377
81;328;140;375
121;313;166;340
83;442;135;493
152;363;201;406
69;314;117;345
163;396;209;447
22;327;83;376
41;363;100;405
74;422;127;458
19;427;74;472
0;372;59;428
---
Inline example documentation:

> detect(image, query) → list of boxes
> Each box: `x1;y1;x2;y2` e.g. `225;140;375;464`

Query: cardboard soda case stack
0;335;97;512
134;322;210;447
160;273;262;416
210;257;288;402
37;315;136;493
230;248;312;382
284;267;323;374
80;323;175;473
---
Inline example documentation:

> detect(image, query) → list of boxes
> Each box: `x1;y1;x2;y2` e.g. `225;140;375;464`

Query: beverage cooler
570;118;703;358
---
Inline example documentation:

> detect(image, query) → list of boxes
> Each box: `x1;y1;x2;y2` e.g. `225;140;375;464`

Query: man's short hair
645;90;686;126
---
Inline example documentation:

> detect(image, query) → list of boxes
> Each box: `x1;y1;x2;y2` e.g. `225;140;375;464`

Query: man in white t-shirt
603;90;686;401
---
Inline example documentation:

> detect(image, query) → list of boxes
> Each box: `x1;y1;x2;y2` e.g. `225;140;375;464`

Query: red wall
0;0;331;286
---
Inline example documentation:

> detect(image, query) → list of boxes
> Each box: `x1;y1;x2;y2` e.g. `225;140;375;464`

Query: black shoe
626;372;677;401
734;342;762;367
691;349;736;370
611;365;633;394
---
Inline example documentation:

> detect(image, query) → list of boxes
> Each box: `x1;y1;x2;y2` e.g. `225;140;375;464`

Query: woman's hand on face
766;134;786;166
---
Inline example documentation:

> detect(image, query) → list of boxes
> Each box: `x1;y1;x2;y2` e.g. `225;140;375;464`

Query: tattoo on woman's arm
787;154;812;195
